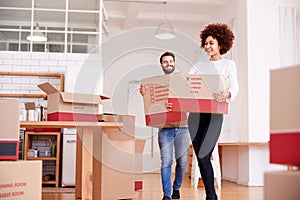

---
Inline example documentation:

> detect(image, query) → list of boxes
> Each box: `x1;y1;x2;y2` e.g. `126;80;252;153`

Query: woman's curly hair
200;23;235;55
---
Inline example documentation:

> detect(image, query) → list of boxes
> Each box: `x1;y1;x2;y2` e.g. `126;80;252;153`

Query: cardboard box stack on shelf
266;64;300;200
0;99;42;200
38;82;108;122
141;73;229;128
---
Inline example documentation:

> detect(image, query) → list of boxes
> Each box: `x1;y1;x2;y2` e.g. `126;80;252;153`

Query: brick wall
0;52;90;110
0;51;91;182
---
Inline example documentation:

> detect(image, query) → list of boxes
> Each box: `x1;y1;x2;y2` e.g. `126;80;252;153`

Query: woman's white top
189;58;239;101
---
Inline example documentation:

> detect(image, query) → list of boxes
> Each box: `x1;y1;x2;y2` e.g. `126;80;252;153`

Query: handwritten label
149;85;169;103
0;182;27;199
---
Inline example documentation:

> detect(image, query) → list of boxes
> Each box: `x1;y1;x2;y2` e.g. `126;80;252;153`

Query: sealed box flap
142;73;173;85
60;92;102;104
38;82;59;95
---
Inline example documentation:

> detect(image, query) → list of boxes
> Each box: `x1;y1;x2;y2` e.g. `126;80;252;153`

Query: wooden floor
42;174;264;200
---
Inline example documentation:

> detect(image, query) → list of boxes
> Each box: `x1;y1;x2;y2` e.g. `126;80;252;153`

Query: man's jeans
158;127;190;197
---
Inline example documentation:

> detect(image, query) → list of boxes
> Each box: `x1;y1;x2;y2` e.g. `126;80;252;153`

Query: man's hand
165;101;173;111
139;84;147;96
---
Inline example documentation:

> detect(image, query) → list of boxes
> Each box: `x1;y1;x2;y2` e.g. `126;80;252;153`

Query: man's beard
162;65;175;74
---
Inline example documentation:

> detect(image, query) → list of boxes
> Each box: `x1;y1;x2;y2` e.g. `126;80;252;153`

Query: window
0;0;107;53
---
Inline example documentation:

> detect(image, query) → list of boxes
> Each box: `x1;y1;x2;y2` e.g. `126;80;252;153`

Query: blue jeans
158;127;190;197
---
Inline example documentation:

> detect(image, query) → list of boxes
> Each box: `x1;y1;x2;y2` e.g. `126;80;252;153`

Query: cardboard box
38;82;106;122
99;113;146;190
76;114;136;199
0;100;20;160
270;65;300;165
141;73;229;127
0;160;42;200
135;139;146;190
100;114;136;199
101;127;136;199
264;171;300;200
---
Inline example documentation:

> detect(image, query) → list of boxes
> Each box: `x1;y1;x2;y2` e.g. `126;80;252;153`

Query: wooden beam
0;72;64;98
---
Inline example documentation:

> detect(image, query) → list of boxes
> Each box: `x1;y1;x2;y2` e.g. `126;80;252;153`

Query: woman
188;23;239;200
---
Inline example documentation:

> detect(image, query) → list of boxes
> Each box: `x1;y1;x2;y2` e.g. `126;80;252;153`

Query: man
140;51;190;200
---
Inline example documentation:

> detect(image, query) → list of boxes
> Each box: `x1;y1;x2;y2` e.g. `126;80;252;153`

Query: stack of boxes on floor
0;100;42;200
265;65;300;200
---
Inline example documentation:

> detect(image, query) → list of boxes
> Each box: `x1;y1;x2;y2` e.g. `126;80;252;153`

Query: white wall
220;0;291;186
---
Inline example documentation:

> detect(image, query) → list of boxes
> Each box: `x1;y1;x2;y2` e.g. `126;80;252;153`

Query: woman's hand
213;91;231;102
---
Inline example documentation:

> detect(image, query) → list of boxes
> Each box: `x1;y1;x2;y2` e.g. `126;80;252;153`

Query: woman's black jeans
188;112;223;200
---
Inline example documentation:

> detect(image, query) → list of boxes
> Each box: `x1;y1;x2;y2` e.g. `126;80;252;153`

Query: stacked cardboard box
0;160;42;200
0;100;20;160
270;65;300;166
77;114;137;199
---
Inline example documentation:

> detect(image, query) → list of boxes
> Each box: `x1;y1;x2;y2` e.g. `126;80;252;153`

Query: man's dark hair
159;51;175;64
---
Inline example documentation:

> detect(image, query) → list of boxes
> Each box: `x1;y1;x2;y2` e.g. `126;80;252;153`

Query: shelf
26;157;57;161
42;180;56;185
0;94;47;98
24;131;61;187
0;72;64;98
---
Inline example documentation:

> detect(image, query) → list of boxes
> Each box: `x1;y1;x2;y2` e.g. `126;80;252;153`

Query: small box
0;100;20;160
264;171;300;200
38;82;108;122
0;160;42;200
141;73;229;128
0;141;19;160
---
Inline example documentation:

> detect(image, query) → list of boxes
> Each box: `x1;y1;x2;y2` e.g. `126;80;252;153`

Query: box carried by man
141;73;229;127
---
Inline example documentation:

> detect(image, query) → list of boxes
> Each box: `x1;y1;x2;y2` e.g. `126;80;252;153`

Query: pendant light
154;1;175;40
26;23;47;42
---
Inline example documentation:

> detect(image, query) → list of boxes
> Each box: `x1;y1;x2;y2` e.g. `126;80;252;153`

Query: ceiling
0;0;232;50
0;0;232;29
103;0;232;29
